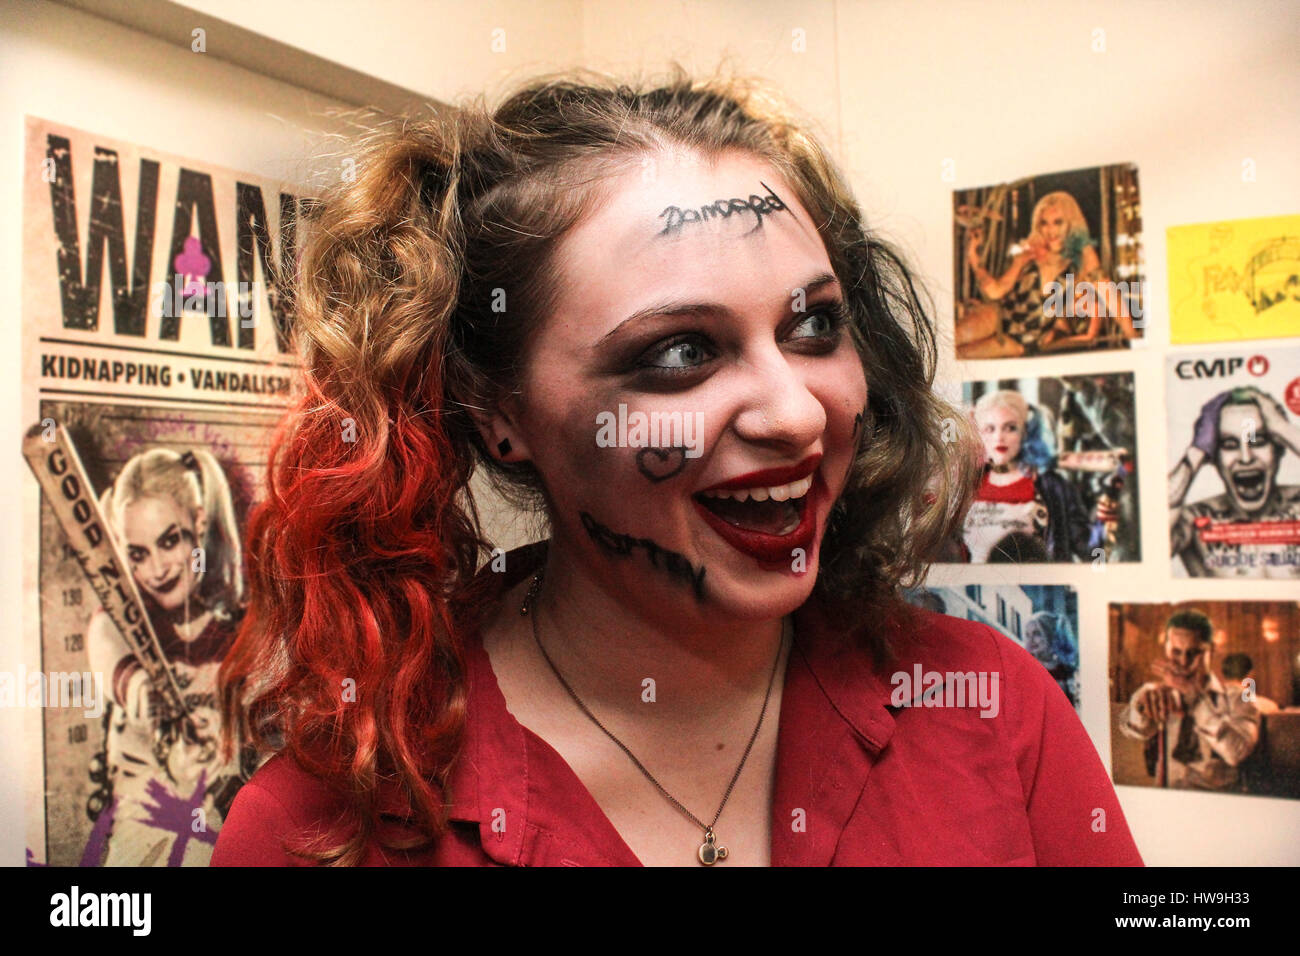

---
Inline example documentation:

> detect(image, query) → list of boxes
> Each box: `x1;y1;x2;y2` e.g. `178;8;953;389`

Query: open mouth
1231;468;1267;502
696;475;812;536
692;455;824;565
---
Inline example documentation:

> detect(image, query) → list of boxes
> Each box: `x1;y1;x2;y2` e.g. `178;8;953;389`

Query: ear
192;506;208;542
469;396;533;464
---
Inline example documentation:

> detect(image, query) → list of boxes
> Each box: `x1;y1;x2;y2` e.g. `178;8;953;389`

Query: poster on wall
904;585;1081;710
1167;345;1300;577
19;116;312;865
1109;600;1300;800
942;372;1140;565
953;163;1145;359
1168;214;1300;344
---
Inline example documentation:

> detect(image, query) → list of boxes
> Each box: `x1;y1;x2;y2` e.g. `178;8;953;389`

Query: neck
523;540;789;726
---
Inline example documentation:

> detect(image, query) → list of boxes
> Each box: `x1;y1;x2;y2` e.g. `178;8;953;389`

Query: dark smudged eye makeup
785;298;850;347
630;298;851;386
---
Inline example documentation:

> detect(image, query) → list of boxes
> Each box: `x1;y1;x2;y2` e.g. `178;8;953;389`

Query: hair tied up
418;156;454;211
179;449;203;488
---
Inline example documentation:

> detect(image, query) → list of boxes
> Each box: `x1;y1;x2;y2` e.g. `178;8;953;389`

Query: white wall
4;0;1298;866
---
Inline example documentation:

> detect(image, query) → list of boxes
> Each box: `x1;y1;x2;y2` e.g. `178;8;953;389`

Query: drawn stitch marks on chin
657;181;789;237
579;511;707;599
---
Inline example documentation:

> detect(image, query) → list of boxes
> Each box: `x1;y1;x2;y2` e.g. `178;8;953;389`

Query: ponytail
218;117;490;865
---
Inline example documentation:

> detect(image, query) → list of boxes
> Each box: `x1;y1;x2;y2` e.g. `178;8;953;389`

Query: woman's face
119;495;205;611
505;149;867;623
1035;204;1067;253
1025;619;1049;658
976;404;1023;467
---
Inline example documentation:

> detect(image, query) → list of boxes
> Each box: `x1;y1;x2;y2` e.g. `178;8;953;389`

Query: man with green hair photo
1119;609;1261;790
1169;385;1300;577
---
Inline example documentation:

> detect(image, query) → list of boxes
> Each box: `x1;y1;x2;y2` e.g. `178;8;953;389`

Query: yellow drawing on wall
1168;214;1300;344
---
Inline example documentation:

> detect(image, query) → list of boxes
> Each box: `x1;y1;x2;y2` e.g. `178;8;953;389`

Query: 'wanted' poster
1166;345;1300;578
20;117;311;865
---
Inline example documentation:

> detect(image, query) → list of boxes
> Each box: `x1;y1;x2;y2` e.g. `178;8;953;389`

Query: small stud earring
497;438;512;457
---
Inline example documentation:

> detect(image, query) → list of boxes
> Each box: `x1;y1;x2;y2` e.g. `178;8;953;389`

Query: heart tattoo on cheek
636;446;688;482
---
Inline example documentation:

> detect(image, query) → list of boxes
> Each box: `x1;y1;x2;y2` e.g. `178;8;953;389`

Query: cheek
539;397;704;514
816;354;868;426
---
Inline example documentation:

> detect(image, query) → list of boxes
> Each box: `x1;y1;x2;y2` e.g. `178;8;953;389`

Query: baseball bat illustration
23;420;191;724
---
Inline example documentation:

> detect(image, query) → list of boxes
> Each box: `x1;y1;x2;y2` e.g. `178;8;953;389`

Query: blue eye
787;300;850;347
643;336;712;370
791;311;834;338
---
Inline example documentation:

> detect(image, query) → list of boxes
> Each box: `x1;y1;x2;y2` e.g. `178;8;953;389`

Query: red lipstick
693;470;826;566
696;453;822;493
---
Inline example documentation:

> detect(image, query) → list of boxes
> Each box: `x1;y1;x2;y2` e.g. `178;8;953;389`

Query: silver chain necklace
519;569;788;866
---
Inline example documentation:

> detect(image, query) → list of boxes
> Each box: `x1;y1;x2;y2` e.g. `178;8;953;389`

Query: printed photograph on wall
906;585;1080;710
1167;345;1300;577
20;117;309;865
942;372;1139;564
1168;214;1300;344
953;163;1144;359
24;403;277;866
1110;601;1300;800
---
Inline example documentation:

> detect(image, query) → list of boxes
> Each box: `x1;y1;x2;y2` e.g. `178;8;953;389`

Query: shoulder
900;608;1055;691
210;752;342;866
888;608;1088;753
86;607;120;644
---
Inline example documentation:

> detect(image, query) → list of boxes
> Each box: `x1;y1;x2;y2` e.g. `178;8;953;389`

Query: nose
730;345;826;452
144;552;168;585
1239;438;1257;464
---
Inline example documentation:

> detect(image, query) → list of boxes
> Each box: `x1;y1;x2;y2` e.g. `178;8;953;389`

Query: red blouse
211;553;1142;867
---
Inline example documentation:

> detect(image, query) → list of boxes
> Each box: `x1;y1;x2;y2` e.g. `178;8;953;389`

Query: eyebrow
598;271;842;344
152;523;180;546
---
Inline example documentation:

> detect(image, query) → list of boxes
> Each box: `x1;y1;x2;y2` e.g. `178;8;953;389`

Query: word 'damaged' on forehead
658;181;790;237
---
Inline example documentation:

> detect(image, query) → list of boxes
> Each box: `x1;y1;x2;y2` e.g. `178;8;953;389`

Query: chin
708;556;822;621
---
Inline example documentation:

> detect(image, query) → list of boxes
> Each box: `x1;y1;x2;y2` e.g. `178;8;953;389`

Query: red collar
439;542;904;866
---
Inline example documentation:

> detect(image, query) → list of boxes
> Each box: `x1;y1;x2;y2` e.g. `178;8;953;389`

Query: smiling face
1164;626;1210;680
975;403;1024;468
1036;204;1067;254
1024;618;1050;659
1215;402;1279;514
501;149;867;622
120;495;206;611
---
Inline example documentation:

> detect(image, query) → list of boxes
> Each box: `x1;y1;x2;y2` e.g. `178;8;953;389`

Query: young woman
1024;611;1081;709
85;446;249;866
960;389;1106;563
212;69;1142;867
958;191;1137;358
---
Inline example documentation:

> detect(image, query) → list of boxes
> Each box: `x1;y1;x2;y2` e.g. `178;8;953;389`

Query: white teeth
700;475;814;502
